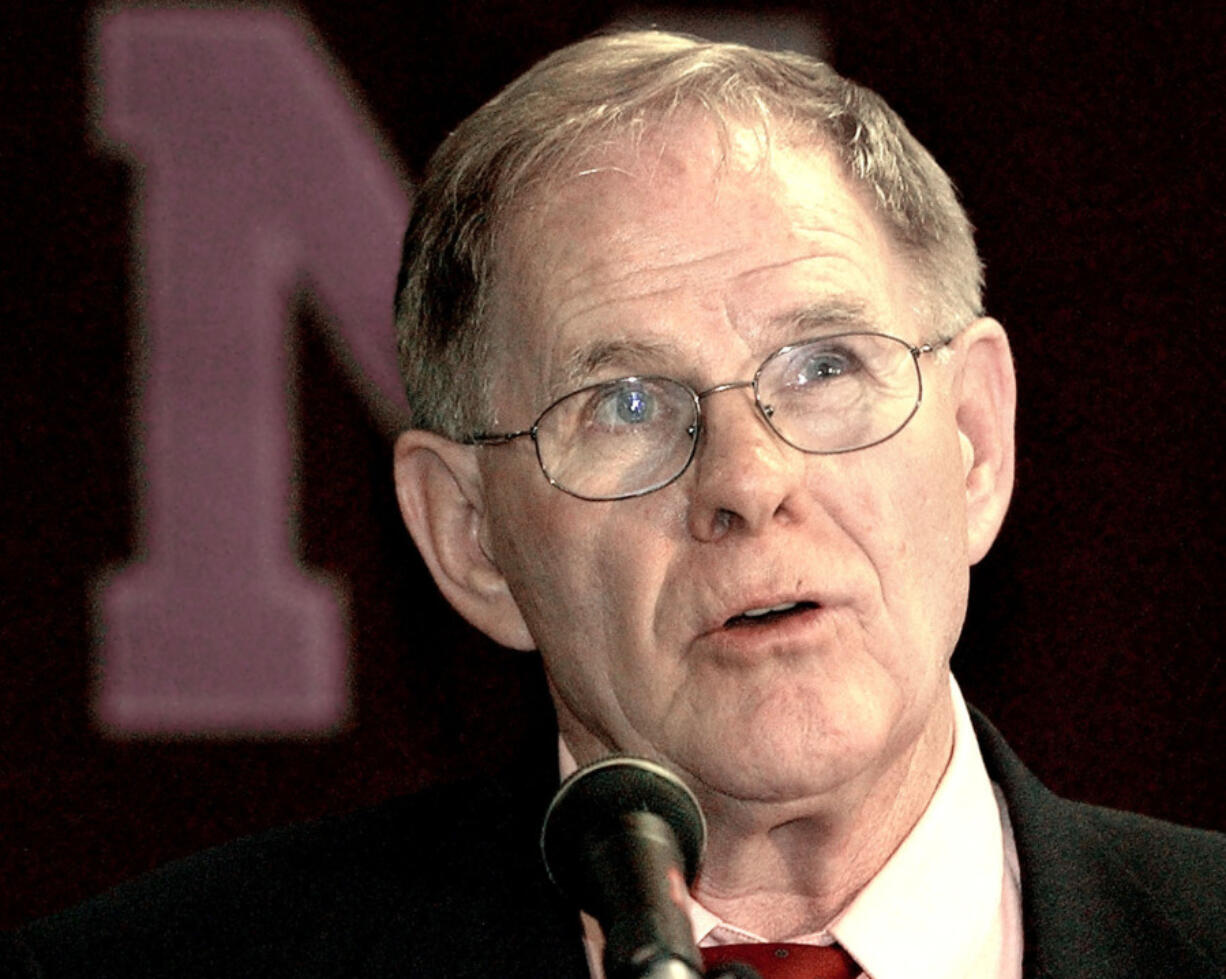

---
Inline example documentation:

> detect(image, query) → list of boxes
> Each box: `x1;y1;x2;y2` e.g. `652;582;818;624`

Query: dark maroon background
2;0;1222;931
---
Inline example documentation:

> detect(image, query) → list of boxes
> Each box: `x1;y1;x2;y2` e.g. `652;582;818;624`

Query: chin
677;726;885;808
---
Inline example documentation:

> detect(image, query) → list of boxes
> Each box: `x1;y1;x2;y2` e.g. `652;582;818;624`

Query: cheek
834;452;959;555
880;413;969;548
833;430;970;639
888;443;972;664
483;475;673;653
490;506;596;638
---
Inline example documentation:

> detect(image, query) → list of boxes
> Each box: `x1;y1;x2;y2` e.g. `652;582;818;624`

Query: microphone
541;756;708;979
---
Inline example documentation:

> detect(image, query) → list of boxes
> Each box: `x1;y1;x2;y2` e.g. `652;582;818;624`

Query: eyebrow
769;298;880;339
549;297;883;396
553;337;681;395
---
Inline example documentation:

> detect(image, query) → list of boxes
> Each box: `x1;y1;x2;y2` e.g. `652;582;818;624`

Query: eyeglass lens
533;332;923;501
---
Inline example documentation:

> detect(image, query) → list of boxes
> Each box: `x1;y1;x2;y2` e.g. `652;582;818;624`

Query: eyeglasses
466;331;950;501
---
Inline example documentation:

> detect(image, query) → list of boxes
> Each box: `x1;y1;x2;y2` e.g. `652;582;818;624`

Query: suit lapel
970;709;1220;979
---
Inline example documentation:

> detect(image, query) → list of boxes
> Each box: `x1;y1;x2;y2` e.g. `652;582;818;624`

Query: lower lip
697;605;832;661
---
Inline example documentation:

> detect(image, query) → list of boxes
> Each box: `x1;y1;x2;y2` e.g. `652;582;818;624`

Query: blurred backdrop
2;0;1222;930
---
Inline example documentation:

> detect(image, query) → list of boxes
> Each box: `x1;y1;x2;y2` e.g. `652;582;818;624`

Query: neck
691;699;955;939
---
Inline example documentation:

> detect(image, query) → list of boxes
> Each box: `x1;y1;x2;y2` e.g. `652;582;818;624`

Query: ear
393;429;536;650
952;318;1016;564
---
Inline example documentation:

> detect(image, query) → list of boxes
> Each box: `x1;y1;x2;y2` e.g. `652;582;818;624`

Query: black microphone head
540;756;706;904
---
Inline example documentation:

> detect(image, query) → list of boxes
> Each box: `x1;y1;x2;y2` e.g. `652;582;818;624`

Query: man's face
477;120;977;812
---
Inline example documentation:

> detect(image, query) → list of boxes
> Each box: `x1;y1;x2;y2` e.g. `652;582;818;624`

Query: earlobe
393;430;536;651
954;318;1017;564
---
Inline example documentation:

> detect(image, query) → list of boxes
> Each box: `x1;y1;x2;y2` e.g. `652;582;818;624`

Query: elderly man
9;30;1223;979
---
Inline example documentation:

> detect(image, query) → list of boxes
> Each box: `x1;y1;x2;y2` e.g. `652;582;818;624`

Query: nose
685;381;809;541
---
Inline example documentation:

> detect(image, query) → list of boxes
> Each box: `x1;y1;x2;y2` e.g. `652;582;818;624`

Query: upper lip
692;586;833;638
728;599;818;623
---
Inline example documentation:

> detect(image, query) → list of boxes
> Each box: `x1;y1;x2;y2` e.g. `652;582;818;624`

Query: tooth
742;602;799;618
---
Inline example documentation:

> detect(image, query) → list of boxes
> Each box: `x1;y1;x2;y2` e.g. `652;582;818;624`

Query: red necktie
702;942;859;979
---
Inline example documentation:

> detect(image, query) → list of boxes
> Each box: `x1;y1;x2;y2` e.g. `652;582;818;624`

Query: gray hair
394;29;983;437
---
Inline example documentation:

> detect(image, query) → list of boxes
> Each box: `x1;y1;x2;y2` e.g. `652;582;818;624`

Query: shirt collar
825;677;1006;979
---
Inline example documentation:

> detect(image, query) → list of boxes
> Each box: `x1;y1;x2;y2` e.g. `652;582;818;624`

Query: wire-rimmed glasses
466;331;950;501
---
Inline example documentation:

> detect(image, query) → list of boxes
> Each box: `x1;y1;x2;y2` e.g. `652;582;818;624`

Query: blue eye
795;347;857;383
617;386;652;422
590;380;658;429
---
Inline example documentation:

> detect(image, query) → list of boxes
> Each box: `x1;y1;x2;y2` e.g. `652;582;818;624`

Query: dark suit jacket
5;708;1224;979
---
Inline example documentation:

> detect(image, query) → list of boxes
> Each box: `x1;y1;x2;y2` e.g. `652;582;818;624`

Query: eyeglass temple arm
464;430;533;446
917;331;960;356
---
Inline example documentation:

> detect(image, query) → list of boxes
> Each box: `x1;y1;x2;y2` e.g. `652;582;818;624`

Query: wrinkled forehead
505;109;818;242
483;113;911;413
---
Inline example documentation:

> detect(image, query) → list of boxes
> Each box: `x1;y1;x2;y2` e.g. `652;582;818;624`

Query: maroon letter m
92;9;410;734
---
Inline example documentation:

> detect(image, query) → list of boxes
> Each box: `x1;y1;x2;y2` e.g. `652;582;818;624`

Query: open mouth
724;601;819;628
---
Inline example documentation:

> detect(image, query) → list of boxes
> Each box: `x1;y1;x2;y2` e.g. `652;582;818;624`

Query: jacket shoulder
10;777;534;979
